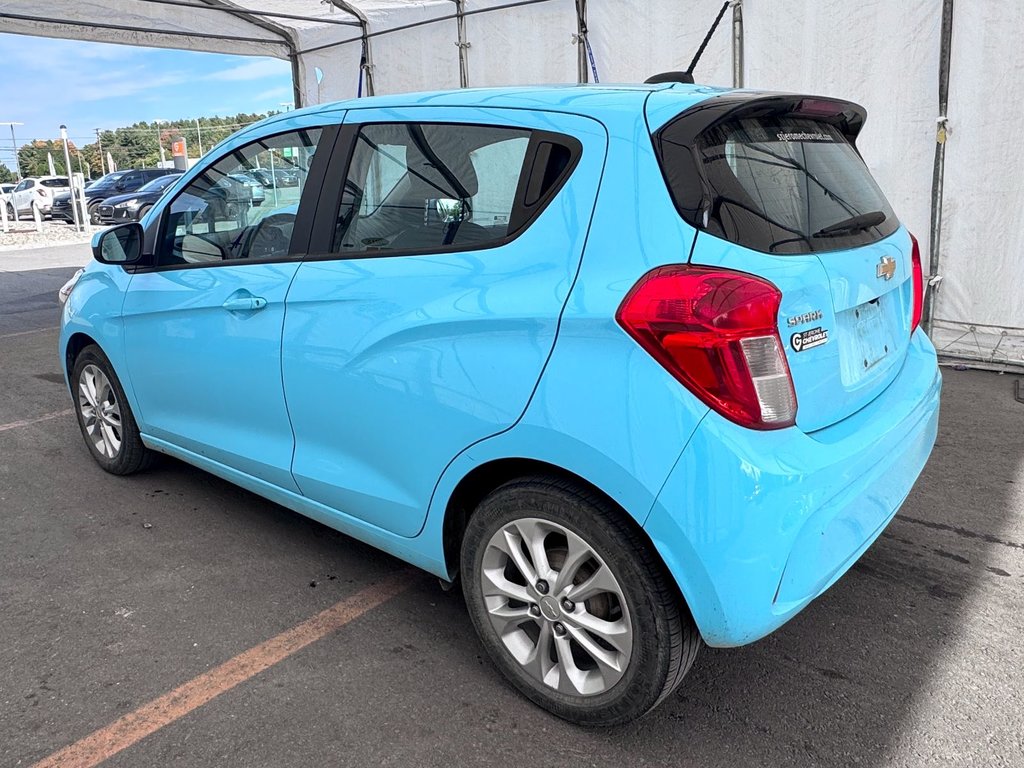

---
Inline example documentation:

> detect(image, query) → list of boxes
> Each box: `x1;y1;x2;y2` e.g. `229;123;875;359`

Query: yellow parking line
31;573;413;768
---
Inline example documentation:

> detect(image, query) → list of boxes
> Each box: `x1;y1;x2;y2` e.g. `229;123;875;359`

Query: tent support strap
925;0;954;335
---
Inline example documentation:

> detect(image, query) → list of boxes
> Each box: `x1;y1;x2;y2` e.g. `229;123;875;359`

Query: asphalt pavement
1;248;1022;767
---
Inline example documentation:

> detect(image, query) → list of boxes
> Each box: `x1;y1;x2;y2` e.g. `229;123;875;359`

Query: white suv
7;176;70;218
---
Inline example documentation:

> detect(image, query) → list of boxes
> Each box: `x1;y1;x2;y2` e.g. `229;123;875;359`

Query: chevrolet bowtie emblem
876;256;896;281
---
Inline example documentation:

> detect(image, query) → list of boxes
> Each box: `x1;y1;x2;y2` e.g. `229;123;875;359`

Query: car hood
99;191;160;206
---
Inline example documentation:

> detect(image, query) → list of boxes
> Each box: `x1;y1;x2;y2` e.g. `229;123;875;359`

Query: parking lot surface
1;248;1022;767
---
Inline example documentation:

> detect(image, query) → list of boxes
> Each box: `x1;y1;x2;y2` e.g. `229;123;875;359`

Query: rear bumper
645;331;941;647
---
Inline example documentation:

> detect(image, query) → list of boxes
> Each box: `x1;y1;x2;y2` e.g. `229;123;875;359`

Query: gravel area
0;219;100;252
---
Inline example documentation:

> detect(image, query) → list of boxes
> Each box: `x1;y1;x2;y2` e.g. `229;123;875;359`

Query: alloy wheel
480;517;633;696
78;364;122;458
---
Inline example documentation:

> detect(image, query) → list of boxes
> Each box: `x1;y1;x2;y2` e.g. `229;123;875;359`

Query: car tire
88;203;102;226
71;345;154;475
136;204;152;222
461;476;700;726
6;202;16;220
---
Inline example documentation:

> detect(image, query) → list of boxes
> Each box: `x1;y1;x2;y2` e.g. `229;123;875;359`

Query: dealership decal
791;327;829;352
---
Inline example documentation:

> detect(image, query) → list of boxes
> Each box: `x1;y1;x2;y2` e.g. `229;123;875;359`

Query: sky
0;33;294;173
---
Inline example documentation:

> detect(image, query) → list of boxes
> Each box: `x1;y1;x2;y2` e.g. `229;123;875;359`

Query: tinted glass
664;115;897;254
333;123;531;254
41;178;68;188
138;174;180;193
157;128;321;267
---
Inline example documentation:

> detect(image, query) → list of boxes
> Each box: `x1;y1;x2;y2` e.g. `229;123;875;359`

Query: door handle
222;295;267;312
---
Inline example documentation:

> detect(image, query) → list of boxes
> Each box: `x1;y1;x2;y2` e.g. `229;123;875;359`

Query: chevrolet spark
61;83;940;725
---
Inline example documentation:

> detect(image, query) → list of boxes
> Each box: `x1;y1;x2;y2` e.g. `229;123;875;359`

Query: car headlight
58;268;85;306
114;198;138;208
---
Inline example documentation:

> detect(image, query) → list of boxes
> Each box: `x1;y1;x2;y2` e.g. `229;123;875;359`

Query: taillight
909;232;923;334
36;188;47;197
616;265;797;430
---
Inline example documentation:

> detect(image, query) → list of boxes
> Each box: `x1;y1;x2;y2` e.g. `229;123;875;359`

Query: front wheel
72;345;154;475
88;202;102;226
461;477;700;726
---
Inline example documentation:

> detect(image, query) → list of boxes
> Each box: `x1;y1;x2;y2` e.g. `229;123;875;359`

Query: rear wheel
6;202;15;220
71;345;154;475
461;476;700;725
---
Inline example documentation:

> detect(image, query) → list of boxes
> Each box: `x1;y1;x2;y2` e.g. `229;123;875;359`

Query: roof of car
233;82;733;142
315;82;726;113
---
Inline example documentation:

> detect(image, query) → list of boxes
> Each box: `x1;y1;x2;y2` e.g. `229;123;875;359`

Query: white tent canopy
2;0;1021;367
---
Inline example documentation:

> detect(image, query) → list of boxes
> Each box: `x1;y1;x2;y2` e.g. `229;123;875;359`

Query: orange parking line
0;408;74;433
30;573;413;768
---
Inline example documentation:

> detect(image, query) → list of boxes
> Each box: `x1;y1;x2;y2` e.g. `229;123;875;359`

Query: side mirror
93;222;144;265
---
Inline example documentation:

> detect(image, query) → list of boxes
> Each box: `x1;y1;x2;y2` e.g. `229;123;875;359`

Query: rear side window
331;123;577;256
40;178;69;188
660;114;897;254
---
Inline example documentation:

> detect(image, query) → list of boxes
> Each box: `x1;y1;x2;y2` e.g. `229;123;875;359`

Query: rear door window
330;123;577;256
660;114;898;254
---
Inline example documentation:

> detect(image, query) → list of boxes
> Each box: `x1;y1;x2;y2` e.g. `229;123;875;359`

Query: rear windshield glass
661;115;898;254
40;178;69;188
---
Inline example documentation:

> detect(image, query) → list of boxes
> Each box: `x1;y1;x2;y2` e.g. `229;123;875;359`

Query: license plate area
838;296;896;386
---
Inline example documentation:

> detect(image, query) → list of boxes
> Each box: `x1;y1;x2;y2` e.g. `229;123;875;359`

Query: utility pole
194;118;204;157
95;128;105;176
0;121;24;180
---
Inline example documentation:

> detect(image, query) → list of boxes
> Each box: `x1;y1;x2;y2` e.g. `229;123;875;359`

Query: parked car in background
251;168;299;188
211;172;265;212
0;182;16;208
59;83;940;726
7;176;70;219
52;168;177;225
97;173;182;224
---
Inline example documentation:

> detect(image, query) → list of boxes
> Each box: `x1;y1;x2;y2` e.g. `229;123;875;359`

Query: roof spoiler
658;93;868;146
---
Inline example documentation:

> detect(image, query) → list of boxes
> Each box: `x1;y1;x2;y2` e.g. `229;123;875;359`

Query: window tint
661;115;897;254
333;123;532;254
40;178;69;188
157;128;322;267
139;174;180;193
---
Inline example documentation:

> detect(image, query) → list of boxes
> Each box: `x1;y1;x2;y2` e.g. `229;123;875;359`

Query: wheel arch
440;457;693;622
65;331;100;388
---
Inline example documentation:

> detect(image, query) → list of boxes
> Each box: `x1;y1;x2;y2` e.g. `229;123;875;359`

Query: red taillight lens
616;265;797;430
909;232;923;334
36;188;47;197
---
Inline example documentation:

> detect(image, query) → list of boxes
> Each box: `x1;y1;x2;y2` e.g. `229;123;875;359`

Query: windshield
138;174;180;193
91;171;128;189
661;114;898;254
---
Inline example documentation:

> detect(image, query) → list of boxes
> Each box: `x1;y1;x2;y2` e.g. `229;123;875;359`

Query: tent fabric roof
2;1;1021;366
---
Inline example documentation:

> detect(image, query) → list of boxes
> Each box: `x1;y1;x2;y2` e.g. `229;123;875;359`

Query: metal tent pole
924;0;954;336
732;0;744;88
454;0;470;88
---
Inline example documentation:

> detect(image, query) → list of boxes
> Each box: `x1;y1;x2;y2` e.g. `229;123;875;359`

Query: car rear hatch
650;93;917;432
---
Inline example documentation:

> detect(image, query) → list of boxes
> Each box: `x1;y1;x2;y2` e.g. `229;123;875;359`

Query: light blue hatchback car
61;81;940;725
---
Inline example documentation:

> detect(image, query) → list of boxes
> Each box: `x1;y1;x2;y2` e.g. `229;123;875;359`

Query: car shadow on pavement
585;368;1024;766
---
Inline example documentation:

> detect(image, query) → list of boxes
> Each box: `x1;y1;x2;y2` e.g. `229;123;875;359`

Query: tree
0;165;15;184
